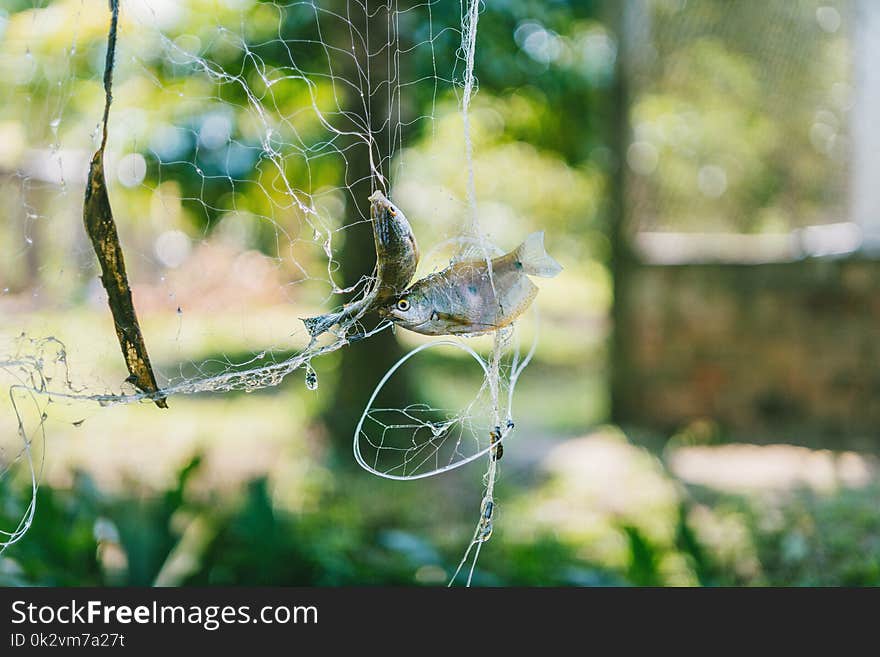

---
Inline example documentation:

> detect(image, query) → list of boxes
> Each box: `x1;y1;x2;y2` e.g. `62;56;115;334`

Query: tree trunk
609;1;641;425
321;1;414;457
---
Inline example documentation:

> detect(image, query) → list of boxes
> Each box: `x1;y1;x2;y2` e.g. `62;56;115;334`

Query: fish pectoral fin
432;311;498;331
431;310;469;325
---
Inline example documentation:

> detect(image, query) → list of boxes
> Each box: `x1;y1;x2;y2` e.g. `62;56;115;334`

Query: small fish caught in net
0;0;562;585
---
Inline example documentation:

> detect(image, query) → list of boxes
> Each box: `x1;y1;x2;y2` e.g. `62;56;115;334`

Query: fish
379;231;562;336
369;190;421;302
302;190;419;337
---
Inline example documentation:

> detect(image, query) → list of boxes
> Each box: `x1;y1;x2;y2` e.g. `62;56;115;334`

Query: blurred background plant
2;0;879;586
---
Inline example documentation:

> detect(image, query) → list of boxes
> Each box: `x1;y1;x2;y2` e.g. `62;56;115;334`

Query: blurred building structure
613;0;879;443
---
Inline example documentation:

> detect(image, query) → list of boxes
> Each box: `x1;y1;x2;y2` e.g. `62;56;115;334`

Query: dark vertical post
609;1;639;424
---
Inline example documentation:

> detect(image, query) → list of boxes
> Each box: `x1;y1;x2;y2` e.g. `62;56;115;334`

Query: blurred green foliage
631;0;850;232
0;0;613;297
0;0;876;588
4;445;880;587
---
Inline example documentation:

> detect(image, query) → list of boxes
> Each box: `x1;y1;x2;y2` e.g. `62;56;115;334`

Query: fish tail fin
515;231;562;278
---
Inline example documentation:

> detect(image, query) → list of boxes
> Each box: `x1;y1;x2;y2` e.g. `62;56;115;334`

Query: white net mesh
0;0;535;584
627;0;852;236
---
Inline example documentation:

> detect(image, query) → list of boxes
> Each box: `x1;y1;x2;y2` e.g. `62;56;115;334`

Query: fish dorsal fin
449;236;504;265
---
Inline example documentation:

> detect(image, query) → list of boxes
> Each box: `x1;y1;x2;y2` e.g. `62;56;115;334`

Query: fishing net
625;0;853;244
0;0;531;584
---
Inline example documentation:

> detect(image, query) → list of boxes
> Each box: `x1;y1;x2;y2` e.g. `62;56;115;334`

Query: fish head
378;289;434;329
368;190;406;224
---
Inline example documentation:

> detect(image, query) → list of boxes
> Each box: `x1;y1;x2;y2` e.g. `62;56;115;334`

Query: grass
3;274;879;586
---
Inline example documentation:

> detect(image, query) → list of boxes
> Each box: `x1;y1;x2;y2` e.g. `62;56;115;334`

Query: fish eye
396;298;410;312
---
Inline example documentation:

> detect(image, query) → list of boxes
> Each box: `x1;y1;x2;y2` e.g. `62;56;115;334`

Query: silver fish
380;231;562;336
303;190;419;337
